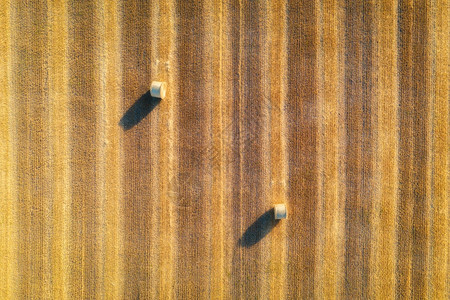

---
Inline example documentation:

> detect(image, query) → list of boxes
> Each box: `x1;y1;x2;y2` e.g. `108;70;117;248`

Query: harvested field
0;0;448;299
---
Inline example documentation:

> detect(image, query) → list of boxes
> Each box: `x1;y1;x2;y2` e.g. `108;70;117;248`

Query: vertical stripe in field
237;0;269;298
410;1;431;298
374;0;398;298
211;0;226;298
259;1;272;298
120;1;155;298
156;0;177;298
175;1;211;298
68;1;100;297
361;1;378;298
28;2;51;295
227;0;242;297
336;0;347;297
30;1;51;295
149;2;161;298
315;1;325;298
11;1;50;298
48;0;70;298
318;0;343;298
202;1;215;297
147;4;161;295
95;2;106;298
343;0;364;298
279;6;290;298
147;5;162;294
396;0;433;297
222;1;241;298
430;0;449;297
0;1;18;298
396;0;415;297
286;0;319;298
101;0;124;298
269;0;288;299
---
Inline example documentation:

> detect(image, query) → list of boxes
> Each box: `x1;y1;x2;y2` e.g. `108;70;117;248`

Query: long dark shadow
239;208;280;248
119;90;161;130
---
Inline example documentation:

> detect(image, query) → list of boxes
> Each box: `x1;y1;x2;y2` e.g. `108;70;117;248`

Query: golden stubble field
0;0;448;299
